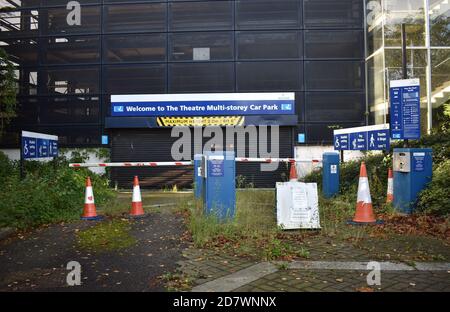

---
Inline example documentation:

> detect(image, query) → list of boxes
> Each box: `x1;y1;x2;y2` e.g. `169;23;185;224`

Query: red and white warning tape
235;157;321;163
69;158;321;168
69;161;192;168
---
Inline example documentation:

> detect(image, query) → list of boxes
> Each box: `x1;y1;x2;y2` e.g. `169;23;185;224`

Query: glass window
304;61;364;90
429;0;450;47
169;63;234;93
383;0;425;47
305;92;365;122
44;67;100;95
237;31;302;60
104;3;166;33
46;6;101;35
236;0;301;30
169;1;233;31
104;34;166;63
237;61;302;91
0;38;39;66
42;36;100;64
304;0;363;29
170;32;233;61
304;30;363;59
431;49;450;130
104;64;166;94
367;52;386;125
367;23;383;56
385;48;428;133
0;9;39;38
41;96;101;124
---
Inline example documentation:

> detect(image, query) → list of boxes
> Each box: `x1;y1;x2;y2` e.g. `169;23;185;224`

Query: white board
276;181;321;230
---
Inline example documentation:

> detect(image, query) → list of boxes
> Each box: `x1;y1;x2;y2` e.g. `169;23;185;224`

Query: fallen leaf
336;278;344;282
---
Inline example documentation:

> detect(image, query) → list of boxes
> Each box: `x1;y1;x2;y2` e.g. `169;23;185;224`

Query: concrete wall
294;145;365;178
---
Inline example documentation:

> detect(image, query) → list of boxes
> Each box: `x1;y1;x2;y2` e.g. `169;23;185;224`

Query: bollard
322;152;340;198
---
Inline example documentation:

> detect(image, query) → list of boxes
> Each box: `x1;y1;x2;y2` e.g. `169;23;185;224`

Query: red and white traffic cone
386;168;394;204
349;162;381;225
289;160;298;181
81;177;102;220
129;176;145;217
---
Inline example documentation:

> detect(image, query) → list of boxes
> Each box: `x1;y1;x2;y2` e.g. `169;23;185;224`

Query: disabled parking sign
22;131;58;161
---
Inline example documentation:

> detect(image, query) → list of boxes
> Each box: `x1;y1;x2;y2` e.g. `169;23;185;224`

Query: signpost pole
19;131;25;180
401;23;409;147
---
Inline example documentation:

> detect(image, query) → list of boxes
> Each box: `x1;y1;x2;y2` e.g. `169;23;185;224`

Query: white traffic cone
129;176;145;217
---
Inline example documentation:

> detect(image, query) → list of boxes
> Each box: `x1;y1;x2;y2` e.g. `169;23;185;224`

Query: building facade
1;0;367;187
366;0;450;133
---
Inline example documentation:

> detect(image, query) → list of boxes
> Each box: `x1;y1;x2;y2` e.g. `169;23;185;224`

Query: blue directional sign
334;134;349;150
390;79;421;140
350;132;367;150
333;124;390;151
368;129;390;150
22;131;58;160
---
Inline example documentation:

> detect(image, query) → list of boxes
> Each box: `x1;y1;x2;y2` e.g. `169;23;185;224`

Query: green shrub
416;159;450;216
0;152;115;229
0;151;15;180
303;153;390;209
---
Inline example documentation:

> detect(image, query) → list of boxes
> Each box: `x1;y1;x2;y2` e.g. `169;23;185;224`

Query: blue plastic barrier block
204;151;236;221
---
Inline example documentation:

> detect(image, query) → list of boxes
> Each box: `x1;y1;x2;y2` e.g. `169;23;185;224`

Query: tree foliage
0;47;17;138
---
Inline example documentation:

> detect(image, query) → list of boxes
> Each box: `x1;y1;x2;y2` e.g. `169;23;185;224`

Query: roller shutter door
111;127;293;189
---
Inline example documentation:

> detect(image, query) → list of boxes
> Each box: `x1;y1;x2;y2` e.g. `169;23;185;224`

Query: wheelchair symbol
23;142;29;155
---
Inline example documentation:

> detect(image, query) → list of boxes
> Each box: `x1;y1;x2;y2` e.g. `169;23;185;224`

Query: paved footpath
177;240;450;292
191;260;450;292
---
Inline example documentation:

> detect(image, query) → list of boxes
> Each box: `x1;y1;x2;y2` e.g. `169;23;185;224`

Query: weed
76;219;136;252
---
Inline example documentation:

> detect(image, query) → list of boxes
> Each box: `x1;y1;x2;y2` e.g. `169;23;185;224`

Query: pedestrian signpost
20;131;59;178
389;78;421;140
333;124;390;152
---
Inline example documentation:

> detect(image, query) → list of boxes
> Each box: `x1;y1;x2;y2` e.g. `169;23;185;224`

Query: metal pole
19;131;25;180
401;23;409;147
401;23;408;80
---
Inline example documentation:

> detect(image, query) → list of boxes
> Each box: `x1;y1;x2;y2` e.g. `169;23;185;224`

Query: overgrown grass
182;190;314;261
0;151;115;229
76;219;136;252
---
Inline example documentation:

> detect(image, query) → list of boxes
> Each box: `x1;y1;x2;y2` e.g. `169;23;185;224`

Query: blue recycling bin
203;151;236;221
322;152;340;198
393;148;433;214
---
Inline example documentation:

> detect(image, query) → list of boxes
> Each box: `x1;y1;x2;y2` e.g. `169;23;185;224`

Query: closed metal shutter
111;127;293;189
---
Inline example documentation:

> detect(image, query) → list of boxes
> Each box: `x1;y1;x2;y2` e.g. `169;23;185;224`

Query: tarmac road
0;212;187;292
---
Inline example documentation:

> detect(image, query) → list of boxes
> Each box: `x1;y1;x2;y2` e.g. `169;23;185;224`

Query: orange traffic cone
81;177;102;220
349;162;381;225
386;168;394;203
129;176;145;217
289;160;298;181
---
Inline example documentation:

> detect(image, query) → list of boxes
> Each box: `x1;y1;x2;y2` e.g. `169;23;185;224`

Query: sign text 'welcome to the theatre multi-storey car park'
111;93;295;117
